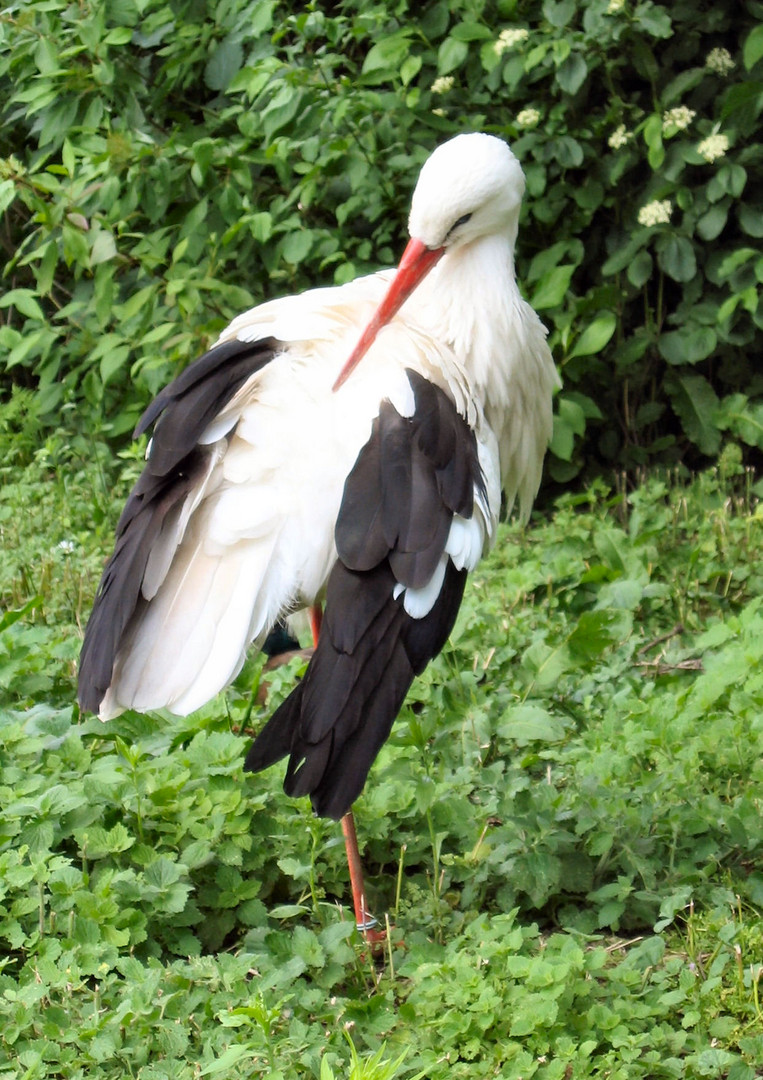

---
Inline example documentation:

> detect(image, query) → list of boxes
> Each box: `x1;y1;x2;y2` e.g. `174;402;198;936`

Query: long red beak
332;237;445;392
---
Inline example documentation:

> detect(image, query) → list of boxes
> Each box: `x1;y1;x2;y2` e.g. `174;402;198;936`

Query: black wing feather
244;368;484;819
78;337;278;714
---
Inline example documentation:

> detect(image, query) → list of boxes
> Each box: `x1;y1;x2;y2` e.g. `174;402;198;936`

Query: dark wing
244;369;485;820
78;337;278;715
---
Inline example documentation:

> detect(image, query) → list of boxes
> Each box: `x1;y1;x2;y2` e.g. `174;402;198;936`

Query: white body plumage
82;133;559;816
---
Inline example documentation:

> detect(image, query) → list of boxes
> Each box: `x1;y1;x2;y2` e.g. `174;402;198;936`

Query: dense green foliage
3;2;763;1077
1;0;763;473
1;433;762;1075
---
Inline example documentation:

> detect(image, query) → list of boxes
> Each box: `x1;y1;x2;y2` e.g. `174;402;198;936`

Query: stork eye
452;213;472;230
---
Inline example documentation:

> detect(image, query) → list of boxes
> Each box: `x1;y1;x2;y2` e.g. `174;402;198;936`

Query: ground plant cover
2;0;763;1077
1;440;762;1078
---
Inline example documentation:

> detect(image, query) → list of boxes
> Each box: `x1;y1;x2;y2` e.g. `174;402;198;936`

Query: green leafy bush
1;0;762;473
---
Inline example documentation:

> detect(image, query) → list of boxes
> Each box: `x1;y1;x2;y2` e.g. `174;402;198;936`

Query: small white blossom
662;106;695;133
697;132;729;163
494;27;529;55
57;539;76;554
431;76;454;94
607;0;626;12
516;107;541;128
706;47;735;76
638;199;672;227
608;124;633;149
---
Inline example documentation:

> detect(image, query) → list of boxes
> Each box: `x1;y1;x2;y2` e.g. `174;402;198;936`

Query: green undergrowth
1;452;762;1078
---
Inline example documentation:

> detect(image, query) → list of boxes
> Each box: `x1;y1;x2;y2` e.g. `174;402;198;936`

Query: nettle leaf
498;704;566;746
657;235;697;282
667;372;721;454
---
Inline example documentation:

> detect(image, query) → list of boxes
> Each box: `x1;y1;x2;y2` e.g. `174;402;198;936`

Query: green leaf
0;289;45;321
737;204;763;238
743;24;763;70
437;36;469;74
90;230;117;266
499;705;566;745
204;37;243;91
569;312;617;358
634;2;672;39
657;235;697;282
531;264;575;309
362;33;411;76
667;373;721;454
696;203;728;241
0;178;14;215
450;21;492;42
543;0;576;28
658;326;716;365
280;229;312;265
556;53;588;94
627;249;653;287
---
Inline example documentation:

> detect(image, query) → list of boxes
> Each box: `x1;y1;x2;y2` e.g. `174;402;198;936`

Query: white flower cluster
706;47;735;76
662;106;695;133
638;199;672;227
606;0;626;12
516;107;541;128
697;133;729;163
608;124;633;149
431;76;454;95
494;27;529;55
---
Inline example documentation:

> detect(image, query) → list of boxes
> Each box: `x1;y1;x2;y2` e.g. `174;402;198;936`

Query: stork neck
418;230;520;398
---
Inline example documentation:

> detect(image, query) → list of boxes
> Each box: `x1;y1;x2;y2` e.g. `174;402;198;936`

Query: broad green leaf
437;36;468;74
450;21;492;41
627;249;653;287
556;53;588;94
634;3;672;39
362;33;411;76
280;229;312;265
0;289;45;321
696;203;729;241
657;235;697;282
666;372;721;454
569;312;617;358
531;264;575;309
498;705;566;745
204;37;243;91
543;0;575;28
738;204;763;238
90;230;117;265
743;23;763;70
658;326;716;365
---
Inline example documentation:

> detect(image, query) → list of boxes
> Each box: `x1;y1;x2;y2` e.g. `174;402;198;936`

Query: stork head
333;132;526;391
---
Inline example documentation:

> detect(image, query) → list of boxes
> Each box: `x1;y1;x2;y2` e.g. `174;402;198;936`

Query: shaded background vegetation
1;0;762;479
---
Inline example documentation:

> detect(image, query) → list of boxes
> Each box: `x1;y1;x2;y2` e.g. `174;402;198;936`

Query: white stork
78;132;558;928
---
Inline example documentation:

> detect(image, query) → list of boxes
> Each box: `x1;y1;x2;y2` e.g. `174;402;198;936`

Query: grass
1;421;762;1079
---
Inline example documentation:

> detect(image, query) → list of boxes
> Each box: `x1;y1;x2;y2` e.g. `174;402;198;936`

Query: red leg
308;604;386;949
